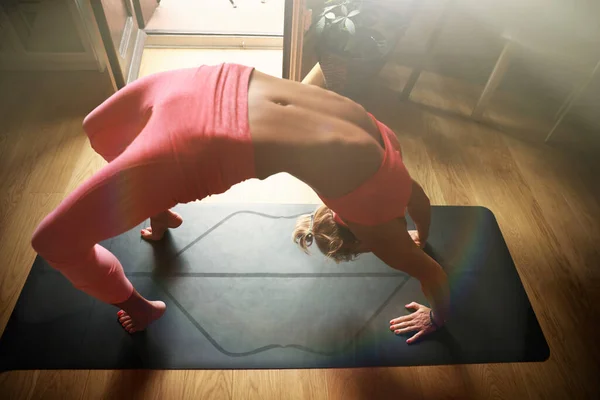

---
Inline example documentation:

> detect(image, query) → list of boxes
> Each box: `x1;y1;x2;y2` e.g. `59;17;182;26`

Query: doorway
141;0;285;79
89;0;291;88
144;0;284;36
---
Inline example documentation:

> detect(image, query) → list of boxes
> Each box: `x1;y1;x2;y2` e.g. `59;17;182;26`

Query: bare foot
114;290;166;333
141;209;183;241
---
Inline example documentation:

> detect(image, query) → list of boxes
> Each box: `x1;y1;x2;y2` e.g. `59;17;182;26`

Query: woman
31;63;449;344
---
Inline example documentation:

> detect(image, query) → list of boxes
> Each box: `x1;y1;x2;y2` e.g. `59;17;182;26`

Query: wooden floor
0;62;599;399
139;48;284;81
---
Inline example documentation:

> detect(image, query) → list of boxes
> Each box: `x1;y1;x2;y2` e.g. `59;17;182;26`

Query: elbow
410;180;430;205
423;192;431;207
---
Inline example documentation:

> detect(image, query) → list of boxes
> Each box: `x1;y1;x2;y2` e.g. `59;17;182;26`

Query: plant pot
319;50;388;97
317;29;400;97
319;52;350;94
344;54;388;97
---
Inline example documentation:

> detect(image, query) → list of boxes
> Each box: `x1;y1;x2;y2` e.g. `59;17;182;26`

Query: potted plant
309;0;410;95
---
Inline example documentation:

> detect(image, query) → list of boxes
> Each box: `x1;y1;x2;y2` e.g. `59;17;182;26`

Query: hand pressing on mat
141;209;183;241
390;302;441;344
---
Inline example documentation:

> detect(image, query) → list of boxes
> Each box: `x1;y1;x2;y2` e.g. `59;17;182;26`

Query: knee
31;218;88;268
31;216;61;258
82;104;103;141
31;221;50;257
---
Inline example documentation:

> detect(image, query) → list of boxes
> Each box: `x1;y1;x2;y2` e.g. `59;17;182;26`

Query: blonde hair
292;205;360;263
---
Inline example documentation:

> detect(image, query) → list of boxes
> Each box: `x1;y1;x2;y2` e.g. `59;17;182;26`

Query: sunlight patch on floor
145;0;284;35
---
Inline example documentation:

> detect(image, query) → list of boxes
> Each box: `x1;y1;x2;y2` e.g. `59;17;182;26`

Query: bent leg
32;158;183;301
84;79;183;237
31;136;189;329
83;78;156;162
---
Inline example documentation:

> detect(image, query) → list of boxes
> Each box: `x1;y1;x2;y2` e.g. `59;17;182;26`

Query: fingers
390;320;411;331
390;315;409;325
390;315;415;331
393;326;416;335
390;302;426;326
406;329;426;344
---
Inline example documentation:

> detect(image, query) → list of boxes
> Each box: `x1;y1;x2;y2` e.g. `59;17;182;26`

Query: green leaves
345;18;356;35
313;0;400;59
322;4;339;13
315;16;326;35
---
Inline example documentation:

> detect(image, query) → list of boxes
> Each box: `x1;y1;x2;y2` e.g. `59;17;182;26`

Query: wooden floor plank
0;370;39;400
232;370;328;400
325;367;423;400
181;371;234;400
28;370;89;400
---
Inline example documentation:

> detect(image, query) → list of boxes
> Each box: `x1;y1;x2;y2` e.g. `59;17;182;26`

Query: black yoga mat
0;204;549;371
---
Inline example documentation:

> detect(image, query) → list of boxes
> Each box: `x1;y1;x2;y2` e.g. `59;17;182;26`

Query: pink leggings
31;76;191;304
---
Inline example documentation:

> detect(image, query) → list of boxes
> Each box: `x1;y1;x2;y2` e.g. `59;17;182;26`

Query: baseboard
144;34;283;50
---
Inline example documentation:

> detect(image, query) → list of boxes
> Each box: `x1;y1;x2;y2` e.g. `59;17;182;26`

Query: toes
141;227;165;241
117;311;133;326
141;229;151;238
118;315;131;323
116;310;140;334
119;319;137;333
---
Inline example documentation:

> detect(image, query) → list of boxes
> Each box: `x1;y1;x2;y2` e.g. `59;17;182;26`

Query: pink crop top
318;114;413;227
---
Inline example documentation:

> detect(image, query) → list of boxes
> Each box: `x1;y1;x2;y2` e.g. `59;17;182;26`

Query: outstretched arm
407;179;431;244
346;218;450;343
